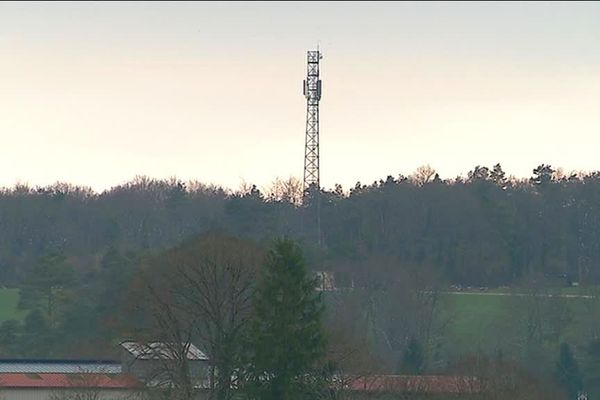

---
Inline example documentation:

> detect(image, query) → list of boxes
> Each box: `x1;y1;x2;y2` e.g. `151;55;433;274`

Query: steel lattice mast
303;49;323;195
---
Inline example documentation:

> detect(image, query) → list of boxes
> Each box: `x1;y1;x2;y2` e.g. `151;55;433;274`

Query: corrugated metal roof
0;373;142;389
120;341;208;361
0;360;121;374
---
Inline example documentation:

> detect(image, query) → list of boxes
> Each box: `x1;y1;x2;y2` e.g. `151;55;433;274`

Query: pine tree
243;238;327;400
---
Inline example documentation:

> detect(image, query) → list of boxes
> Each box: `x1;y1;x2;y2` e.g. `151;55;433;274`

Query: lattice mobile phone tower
302;49;323;246
303;49;323;196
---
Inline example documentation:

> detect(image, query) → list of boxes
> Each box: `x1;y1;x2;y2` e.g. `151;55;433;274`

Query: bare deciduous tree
410;165;437;186
453;355;564;400
265;176;304;206
136;233;262;400
141;284;197;400
48;372;145;400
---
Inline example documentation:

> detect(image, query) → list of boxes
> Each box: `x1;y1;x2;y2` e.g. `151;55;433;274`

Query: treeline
2;164;600;286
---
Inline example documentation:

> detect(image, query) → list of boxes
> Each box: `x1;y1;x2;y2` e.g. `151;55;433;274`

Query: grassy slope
0;286;592;358
443;290;596;360
444;293;511;355
0;288;27;322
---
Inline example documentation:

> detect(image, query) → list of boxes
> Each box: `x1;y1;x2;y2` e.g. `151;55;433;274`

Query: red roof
0;373;142;389
345;375;481;394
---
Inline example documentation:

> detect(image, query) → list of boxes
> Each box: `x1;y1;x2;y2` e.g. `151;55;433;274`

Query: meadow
1;286;596;363
443;289;599;362
0;288;27;322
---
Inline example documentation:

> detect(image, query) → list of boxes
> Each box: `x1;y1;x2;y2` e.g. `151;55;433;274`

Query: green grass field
442;289;599;360
0;288;27;322
444;293;512;354
0;285;594;359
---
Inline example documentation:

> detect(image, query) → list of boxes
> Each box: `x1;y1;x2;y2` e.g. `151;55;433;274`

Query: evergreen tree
556;343;583;399
532;164;556;185
243;238;327;400
490;163;506;186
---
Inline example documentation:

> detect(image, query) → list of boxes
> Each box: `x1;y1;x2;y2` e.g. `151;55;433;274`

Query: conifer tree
243;238;327;400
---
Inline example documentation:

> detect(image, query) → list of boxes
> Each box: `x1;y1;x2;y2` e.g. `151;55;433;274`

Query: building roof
0;359;121;374
0;373;142;389
346;375;481;394
120;341;208;361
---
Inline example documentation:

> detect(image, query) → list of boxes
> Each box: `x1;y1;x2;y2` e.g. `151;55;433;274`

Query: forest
1;163;600;398
1;163;599;286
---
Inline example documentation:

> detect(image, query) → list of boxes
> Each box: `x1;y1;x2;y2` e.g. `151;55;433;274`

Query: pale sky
1;2;600;192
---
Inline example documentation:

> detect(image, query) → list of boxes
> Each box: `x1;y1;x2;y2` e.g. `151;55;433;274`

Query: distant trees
19;252;75;325
453;355;565;400
332;256;448;374
266;177;304;206
0;320;18;352
532;164;556;185
490;163;507;186
410;164;437;186
556;343;583;399
584;339;600;398
5;165;600;290
21;309;51;356
401;337;425;374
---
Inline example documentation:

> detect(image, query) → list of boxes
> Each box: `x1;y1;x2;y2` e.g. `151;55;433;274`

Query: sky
1;1;600;192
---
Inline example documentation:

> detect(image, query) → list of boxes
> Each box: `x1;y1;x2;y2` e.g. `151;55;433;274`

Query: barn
0;371;143;400
119;341;211;388
0;341;211;399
